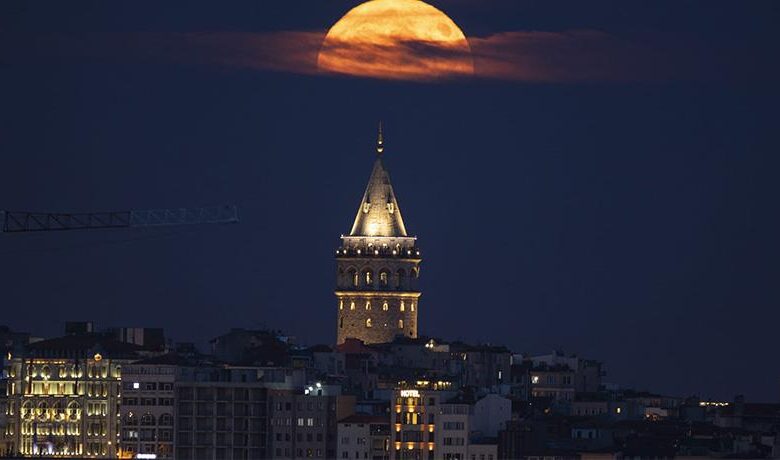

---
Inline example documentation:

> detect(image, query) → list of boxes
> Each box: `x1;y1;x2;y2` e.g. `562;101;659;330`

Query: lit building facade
336;126;422;345
2;335;139;457
390;382;455;460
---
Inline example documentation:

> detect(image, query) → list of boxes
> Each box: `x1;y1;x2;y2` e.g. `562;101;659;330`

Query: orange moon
318;0;474;80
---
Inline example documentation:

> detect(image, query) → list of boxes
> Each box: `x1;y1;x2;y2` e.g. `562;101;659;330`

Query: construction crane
0;205;239;233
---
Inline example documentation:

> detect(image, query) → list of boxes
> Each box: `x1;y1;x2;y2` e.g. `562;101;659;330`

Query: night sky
1;1;779;401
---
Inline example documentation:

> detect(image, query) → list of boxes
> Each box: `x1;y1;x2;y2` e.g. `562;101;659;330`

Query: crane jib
0;206;239;233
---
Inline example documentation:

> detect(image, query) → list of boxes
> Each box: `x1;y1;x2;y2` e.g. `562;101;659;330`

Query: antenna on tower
376;121;384;155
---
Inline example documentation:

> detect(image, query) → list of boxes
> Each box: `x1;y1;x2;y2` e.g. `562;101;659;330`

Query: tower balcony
336;245;421;259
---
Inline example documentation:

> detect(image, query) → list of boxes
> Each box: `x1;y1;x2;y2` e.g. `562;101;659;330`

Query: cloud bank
2;29;766;84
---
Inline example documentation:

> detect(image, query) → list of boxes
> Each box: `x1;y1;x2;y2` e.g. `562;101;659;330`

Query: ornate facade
2;336;138;458
335;126;422;344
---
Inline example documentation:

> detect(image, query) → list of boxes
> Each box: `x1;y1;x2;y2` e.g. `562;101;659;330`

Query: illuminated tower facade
335;125;421;345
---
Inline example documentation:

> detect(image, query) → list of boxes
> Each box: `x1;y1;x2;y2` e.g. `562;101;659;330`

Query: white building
471;394;511;438
337;414;390;460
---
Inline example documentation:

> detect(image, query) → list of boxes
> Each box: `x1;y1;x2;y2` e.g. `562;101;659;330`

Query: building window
366;318;373;328
365;301;371;311
364;270;373;286
339;300;344;310
350;269;359;287
383;302;389;311
380;271;389;286
350;301;356;311
410;302;415;312
340;317;344;329
396;269;405;289
398;319;404;329
400;301;405;312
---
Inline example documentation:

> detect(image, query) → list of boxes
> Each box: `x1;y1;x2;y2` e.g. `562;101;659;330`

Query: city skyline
1;0;779;406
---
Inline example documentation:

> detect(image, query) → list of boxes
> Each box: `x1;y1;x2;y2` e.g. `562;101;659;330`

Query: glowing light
319;0;473;80
93;353;102;362
400;389;420;398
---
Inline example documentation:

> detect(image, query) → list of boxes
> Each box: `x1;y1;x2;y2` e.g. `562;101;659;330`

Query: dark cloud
1;29;771;84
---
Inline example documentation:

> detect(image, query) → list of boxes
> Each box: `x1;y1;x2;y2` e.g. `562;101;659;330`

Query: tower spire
376;121;384;155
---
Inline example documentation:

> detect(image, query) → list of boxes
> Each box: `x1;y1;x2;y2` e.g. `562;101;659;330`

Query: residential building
338;414;390;460
174;366;269;460
118;356;177;459
268;382;356;459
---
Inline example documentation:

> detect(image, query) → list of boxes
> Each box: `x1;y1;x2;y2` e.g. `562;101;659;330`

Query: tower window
339;300;343;310
365;301;371;311
396;269;405;289
366;318;373;328
382;302;389;311
398;319;404;329
339;317;343;328
400;301;405;312
350;269;358;288
380;271;389;286
364;270;373;286
350;301;355;311
411;302;415;312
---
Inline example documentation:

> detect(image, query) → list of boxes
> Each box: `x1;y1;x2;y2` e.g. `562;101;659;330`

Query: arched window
36;402;49;421
396;269;405;289
52;401;64;420
365;301;371;311
141;413;155;426
159;413;173;426
366;318;373;328
412;267;420;279
124;412;138;426
400;301;405;312
21;401;33;420
398;319;404;329
350;301;356;311
349;269;358;288
411;302;415;312
379;270;390;286
363;270;373;287
382;302;389;311
339;300;343;310
67;401;80;421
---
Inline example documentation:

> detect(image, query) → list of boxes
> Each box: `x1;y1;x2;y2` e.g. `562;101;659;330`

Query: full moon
318;0;474;80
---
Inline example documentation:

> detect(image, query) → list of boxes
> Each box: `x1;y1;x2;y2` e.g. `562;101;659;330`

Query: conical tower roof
349;125;408;238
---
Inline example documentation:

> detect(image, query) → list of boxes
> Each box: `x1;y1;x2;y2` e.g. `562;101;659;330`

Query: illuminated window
339;300;344;310
387;202;395;214
350;301;356;311
380;271;389;286
411;302;415;312
531;376;540;384
400;301;405;312
366;318;373;328
365;270;373;286
383;302;389;311
349;269;358;287
398;319;404;329
366;301;371;310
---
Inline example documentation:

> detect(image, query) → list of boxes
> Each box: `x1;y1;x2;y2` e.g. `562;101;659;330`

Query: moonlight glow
318;0;474;80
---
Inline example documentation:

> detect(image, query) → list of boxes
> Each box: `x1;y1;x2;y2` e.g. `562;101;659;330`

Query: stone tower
335;124;421;345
